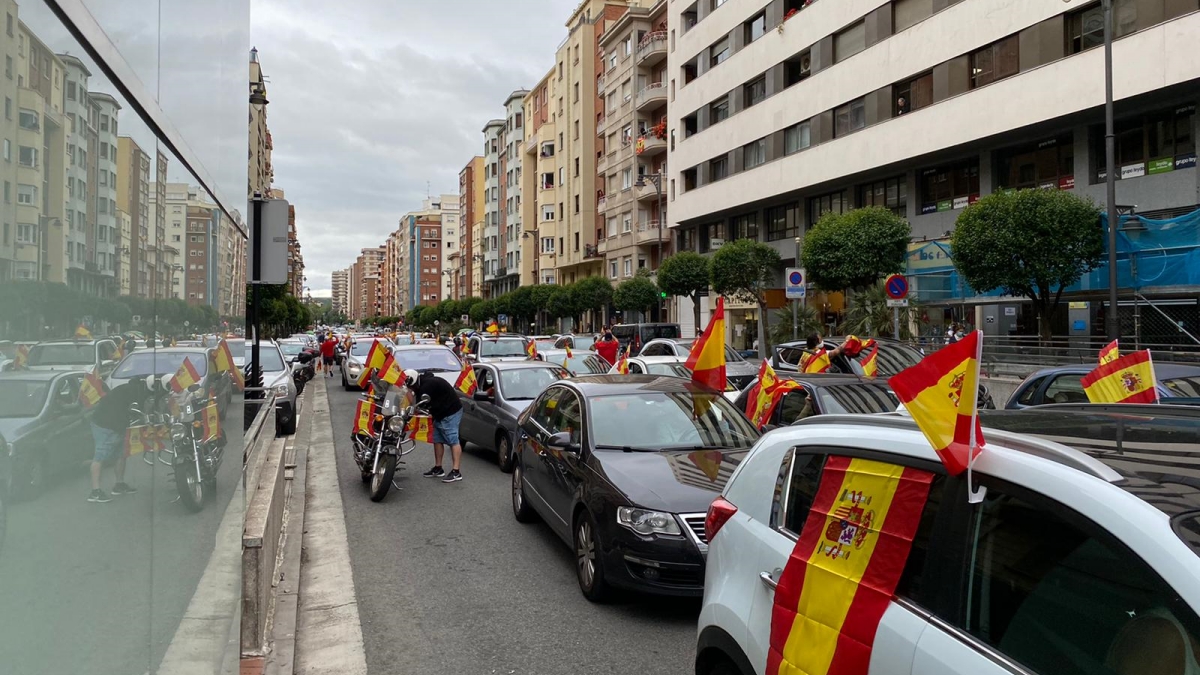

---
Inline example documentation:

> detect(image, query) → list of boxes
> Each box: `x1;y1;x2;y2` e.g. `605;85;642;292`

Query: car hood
480;356;530;363
499;399;533;419
593;447;748;513
0;417;38;442
25;364;84;371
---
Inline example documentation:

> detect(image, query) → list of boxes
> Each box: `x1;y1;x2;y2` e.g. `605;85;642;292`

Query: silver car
389;344;463;386
464;335;530;363
638;337;759;389
242;341;298;436
107;347;233;416
458;361;568;472
340;337;394;390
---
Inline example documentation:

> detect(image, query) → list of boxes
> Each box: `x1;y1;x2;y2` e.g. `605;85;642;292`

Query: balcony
635;181;660;203
596;114;607;136
635;134;666;158
597;195;608;213
584;243;603;259
596;238;607;254
597;153;608;174
525;136;538;155
635;221;664;245
635;83;667;113
636;31;668;67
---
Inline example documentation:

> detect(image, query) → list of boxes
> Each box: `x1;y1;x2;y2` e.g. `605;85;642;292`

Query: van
609;323;681;355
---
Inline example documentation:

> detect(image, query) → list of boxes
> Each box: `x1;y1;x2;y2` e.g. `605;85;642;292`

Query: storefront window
920;158;980;213
859;176;908;217
1095;105;1196;181
809;189;850;226
995;135;1074;190
766;202;800;241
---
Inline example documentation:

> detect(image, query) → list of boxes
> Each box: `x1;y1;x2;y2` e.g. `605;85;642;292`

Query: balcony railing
635;82;667;112
584;243;602;259
596;114;607;135
636;31;668;66
597;196;608;213
635;220;664;245
525;136;538;154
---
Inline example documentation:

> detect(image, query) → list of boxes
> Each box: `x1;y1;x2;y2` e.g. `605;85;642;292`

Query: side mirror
547;431;578;452
473;390;492;402
287;357;297;365
188;383;202;393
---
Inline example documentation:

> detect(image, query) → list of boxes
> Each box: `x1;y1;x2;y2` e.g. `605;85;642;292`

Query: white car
606;355;740;402
696;407;1200;675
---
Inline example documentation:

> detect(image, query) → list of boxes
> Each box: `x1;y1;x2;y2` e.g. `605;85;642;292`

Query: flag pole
966;330;987;504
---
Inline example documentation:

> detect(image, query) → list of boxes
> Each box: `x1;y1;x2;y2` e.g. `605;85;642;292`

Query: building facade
116;135;150;297
523;69;558;286
496;90;529;297
667;0;1200;340
456;155;484;299
481;119;504;296
90;92;120;297
332;267;351;317
249;47;273;198
351;246;385;320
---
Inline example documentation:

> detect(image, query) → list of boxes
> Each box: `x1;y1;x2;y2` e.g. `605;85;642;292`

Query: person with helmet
404;368;465;483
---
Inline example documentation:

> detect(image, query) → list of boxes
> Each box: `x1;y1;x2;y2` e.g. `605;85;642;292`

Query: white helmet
403;368;420;388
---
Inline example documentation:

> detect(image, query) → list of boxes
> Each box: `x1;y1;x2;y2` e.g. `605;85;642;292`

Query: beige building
248;47;272;198
218;212;246;318
597;1;669;286
456;155;484;299
331;267;350;317
116;136;152;297
117;209;132;295
522;68;557;286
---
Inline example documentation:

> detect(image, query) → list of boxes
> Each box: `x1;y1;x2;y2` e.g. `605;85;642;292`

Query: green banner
1148;158;1174;175
936;200;952;212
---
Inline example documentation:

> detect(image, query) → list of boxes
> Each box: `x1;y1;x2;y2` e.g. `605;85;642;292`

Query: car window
642;343;670;357
0;380;51;417
395;348;461;372
1016;376;1046;406
480;339;527;358
1163;376;1200;398
778;389;815;425
1044;374;1088;404
529;388;564;431
778;347;805;367
642;324;681;341
499;367;567;400
28;343;95;366
589;392;759;449
114;352;209;378
816;384;898;414
571;335;597;351
957;485;1200;675
627;362;643;374
551;391;583;445
98;342;117;361
475;366;495;393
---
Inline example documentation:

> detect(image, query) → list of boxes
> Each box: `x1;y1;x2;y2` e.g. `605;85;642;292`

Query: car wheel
15;456;47;501
342;370;353;391
496;432;514;473
574;510;610;602
511;462;537;523
705;659;747;675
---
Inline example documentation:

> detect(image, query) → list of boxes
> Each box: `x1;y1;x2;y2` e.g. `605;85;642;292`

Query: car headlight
617;507;682;536
348;358;362;369
386;416;404;433
273;383;290;396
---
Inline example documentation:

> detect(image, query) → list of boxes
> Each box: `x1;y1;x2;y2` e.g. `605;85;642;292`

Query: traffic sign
498;313;508;326
785;268;806;299
885;273;909;300
886;298;909;307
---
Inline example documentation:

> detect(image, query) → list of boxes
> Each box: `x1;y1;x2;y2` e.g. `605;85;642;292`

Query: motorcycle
351;374;428;502
165;379;226;512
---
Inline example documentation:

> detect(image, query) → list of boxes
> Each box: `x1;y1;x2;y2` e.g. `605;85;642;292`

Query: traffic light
660;291;667;299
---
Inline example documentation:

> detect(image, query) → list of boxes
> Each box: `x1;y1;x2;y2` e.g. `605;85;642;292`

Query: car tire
342;371;353;391
496;431;514;473
574;510;610;603
280;409;297;436
511;462;537;524
705;659;746;675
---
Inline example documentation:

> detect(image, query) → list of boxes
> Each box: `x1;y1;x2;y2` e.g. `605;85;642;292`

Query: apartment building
60;54;96;293
116;136;151;297
668;0;1200;338
440;198;458;300
598;1;669;286
90;92;120;296
522;69;558;286
351;246;385;320
286;202;304;298
217;210;246;318
0;0;17;281
249;47;273;198
494;90;529;297
481;119;504;296
382;227;402;315
456;155;484;299
470;207;484;298
331;267;351;316
151;150;173;298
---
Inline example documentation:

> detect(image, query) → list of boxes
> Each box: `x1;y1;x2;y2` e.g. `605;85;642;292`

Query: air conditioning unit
800;56;811;74
710;238;726;249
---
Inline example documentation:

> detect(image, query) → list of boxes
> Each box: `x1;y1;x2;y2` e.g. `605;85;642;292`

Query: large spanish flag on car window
455;362;478;396
769;456;934;675
888;330;984;476
377;354;405;385
1081;348;1158;404
684;296;727;392
860;341;879;379
79;369;106;409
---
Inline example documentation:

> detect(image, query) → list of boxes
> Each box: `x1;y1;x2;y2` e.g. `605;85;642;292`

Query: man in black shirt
88;377;147;502
404;369;465;483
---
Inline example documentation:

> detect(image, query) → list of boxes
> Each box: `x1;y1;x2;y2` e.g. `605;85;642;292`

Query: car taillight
704;496;737;543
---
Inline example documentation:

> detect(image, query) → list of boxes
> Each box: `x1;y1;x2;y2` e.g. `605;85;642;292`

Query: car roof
774;372;886;387
124;346;209;353
392;344;453;350
0;370;79;381
560;373;715;395
1028;362;1200;379
33;340;102;346
633;355;686;364
483;360;563;371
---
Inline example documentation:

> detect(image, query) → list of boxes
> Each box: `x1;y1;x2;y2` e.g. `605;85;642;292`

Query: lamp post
634;172;665;321
1101;0;1120;341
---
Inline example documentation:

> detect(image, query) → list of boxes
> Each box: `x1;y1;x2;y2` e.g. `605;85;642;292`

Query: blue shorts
433;410;463;446
92;424;123;463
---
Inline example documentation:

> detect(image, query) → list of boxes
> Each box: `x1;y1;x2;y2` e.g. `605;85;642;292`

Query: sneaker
112;482;138;495
442;469;463;483
422;466;445;478
87;490;112;503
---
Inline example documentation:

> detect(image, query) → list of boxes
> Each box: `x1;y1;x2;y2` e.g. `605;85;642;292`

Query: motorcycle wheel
368;453;396;502
174;454;204;513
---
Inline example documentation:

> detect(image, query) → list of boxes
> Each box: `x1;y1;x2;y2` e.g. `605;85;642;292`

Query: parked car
340;337;394;390
696;409;1200;675
511;375;760;601
0;371;94;499
639;338;759;389
465;334;530;363
1005;362;1200;408
108;346;232;415
530;335;559;353
459;361;569;471
24;339;121;378
277;340;316;393
610;322;681;356
730;373;899;425
245;342;299;436
606;355;741;402
389;344;463;386
553;333;598;351
536;348;610;376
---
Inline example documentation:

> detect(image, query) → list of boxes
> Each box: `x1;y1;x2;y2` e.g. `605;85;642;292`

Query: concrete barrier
242;397;282;656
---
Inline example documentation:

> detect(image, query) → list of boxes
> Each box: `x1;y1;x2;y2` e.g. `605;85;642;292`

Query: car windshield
558;354;608;375
534;339;557;351
816;383;899;414
393;335;414;346
114;352;209;378
568;335;597;350
278;343;306;356
0;380;50;417
27;343;94;366
350;340;385;357
643;362;738;392
590;392;758;449
1164;376;1200;398
499;367;567;400
227;340;247;367
395;348;461;372
244;346;286;372
481;339;528;357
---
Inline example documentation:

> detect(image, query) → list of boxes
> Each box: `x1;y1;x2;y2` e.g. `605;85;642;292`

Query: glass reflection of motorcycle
163;377;226;512
351;373;427;502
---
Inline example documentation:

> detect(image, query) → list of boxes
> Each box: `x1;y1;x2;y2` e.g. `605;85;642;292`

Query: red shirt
320;339;336;358
594;337;619;366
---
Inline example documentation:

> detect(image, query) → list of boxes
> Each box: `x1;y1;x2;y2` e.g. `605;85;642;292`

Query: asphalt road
0;399;244;675
324;379;700;675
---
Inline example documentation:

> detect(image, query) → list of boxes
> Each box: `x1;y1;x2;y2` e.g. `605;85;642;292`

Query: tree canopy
802;206;910;292
612;273;660;315
710;239;782;351
657;251;710;333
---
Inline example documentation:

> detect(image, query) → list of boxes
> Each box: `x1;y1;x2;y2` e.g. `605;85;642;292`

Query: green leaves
710;239;781;305
612;275;660;313
802;207;910;292
546;287;577;319
656;251;710;301
571;276;614;316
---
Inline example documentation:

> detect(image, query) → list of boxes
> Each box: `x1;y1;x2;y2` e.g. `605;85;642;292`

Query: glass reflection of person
87;378;147;503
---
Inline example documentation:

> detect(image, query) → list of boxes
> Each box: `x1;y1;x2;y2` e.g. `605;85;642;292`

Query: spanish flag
768;457;934;675
169;358;203;394
12;344;29;369
406;415;435;443
74;324;92;340
377;354;405;385
745;360;780;421
615;352;630;375
1099;339;1119;365
214;339;236;373
455;362;478;396
230;363;246;392
888;330;985;475
526;340;538;360
202;399;221;441
79;369;106;409
357;341;390;387
1081;349;1158;404
684;296;727;392
124;425;151;456
486;321;499;335
861;341;879;379
802;349;831;374
352;399;374;435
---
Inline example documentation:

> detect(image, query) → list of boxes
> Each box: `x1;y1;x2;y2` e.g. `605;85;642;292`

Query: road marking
294;377;368;674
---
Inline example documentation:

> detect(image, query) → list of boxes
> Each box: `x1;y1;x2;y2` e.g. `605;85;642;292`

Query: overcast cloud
252;0;579;294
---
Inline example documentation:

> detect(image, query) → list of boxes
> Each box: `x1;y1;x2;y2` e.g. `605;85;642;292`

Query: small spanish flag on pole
684;296;727;392
1098;339;1120;365
12;344;29;369
214;339;236;373
202;398;221;441
615;352;630;374
169;358;203;394
352;399;374;435
455;362;478;396
526;340;538;360
486;321;499;335
1081;349;1158;404
861;340;880;378
79;368;106;409
888;329;985;476
406;415;434;443
744;360;779;420
377;354;405;385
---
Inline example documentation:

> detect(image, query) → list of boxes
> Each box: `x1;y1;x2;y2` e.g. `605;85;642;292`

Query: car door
474;366;504;450
541;388;585;526
520;387;570;536
747;448;956;675
1006;375;1047;409
1041;373;1088;404
47;375;89;470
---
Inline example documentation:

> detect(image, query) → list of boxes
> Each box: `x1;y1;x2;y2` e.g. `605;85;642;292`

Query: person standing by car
87;377;148;503
594;326;620;367
319;334;336;377
406;369;466;483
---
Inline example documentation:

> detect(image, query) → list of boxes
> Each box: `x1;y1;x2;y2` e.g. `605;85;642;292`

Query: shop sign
1148;158;1174;175
1058;175;1075;190
1121;163;1146;179
968;193;980;205
937;200;952;212
952;196;968;210
1176;153;1197;170
920;203;937;215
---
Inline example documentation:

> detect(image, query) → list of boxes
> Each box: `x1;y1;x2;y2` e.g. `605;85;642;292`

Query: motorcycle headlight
386;416;404;433
616;507;681;536
273;383;289;396
171;423;187;439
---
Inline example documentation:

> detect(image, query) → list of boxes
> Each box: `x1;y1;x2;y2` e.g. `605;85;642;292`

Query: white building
90;92;120;295
481;120;504;295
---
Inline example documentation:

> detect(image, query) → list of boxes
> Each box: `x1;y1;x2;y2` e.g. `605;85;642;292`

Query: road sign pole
893;306;900;340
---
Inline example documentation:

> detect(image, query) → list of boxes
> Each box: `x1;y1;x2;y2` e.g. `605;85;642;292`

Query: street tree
612;272;660;319
507;286;537;329
530;285;555;332
710;239;782;353
546;286;578;325
469;299;495;325
842;280;925;340
571;276;613;329
951;188;1103;340
656;251;710;334
802;207;910;292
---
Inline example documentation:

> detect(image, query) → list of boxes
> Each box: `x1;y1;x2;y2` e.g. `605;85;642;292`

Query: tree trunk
757;299;770;358
691;292;702;339
1036;299;1053;343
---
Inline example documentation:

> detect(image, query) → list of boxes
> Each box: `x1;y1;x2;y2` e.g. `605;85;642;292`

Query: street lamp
634;172;666;321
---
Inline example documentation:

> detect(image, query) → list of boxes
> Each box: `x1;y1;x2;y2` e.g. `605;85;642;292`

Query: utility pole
1102;0;1120;341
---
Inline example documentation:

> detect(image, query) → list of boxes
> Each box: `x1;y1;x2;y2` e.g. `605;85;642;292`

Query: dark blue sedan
1005;362;1200;408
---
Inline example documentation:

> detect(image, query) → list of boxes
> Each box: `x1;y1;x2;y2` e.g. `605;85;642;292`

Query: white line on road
294;377;368;675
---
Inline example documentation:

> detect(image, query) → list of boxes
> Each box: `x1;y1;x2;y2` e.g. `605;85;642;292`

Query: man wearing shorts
320;334;336;377
405;369;465;483
88;377;147;502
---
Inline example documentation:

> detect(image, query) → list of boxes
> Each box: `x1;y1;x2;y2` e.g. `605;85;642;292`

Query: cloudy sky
252;0;579;295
